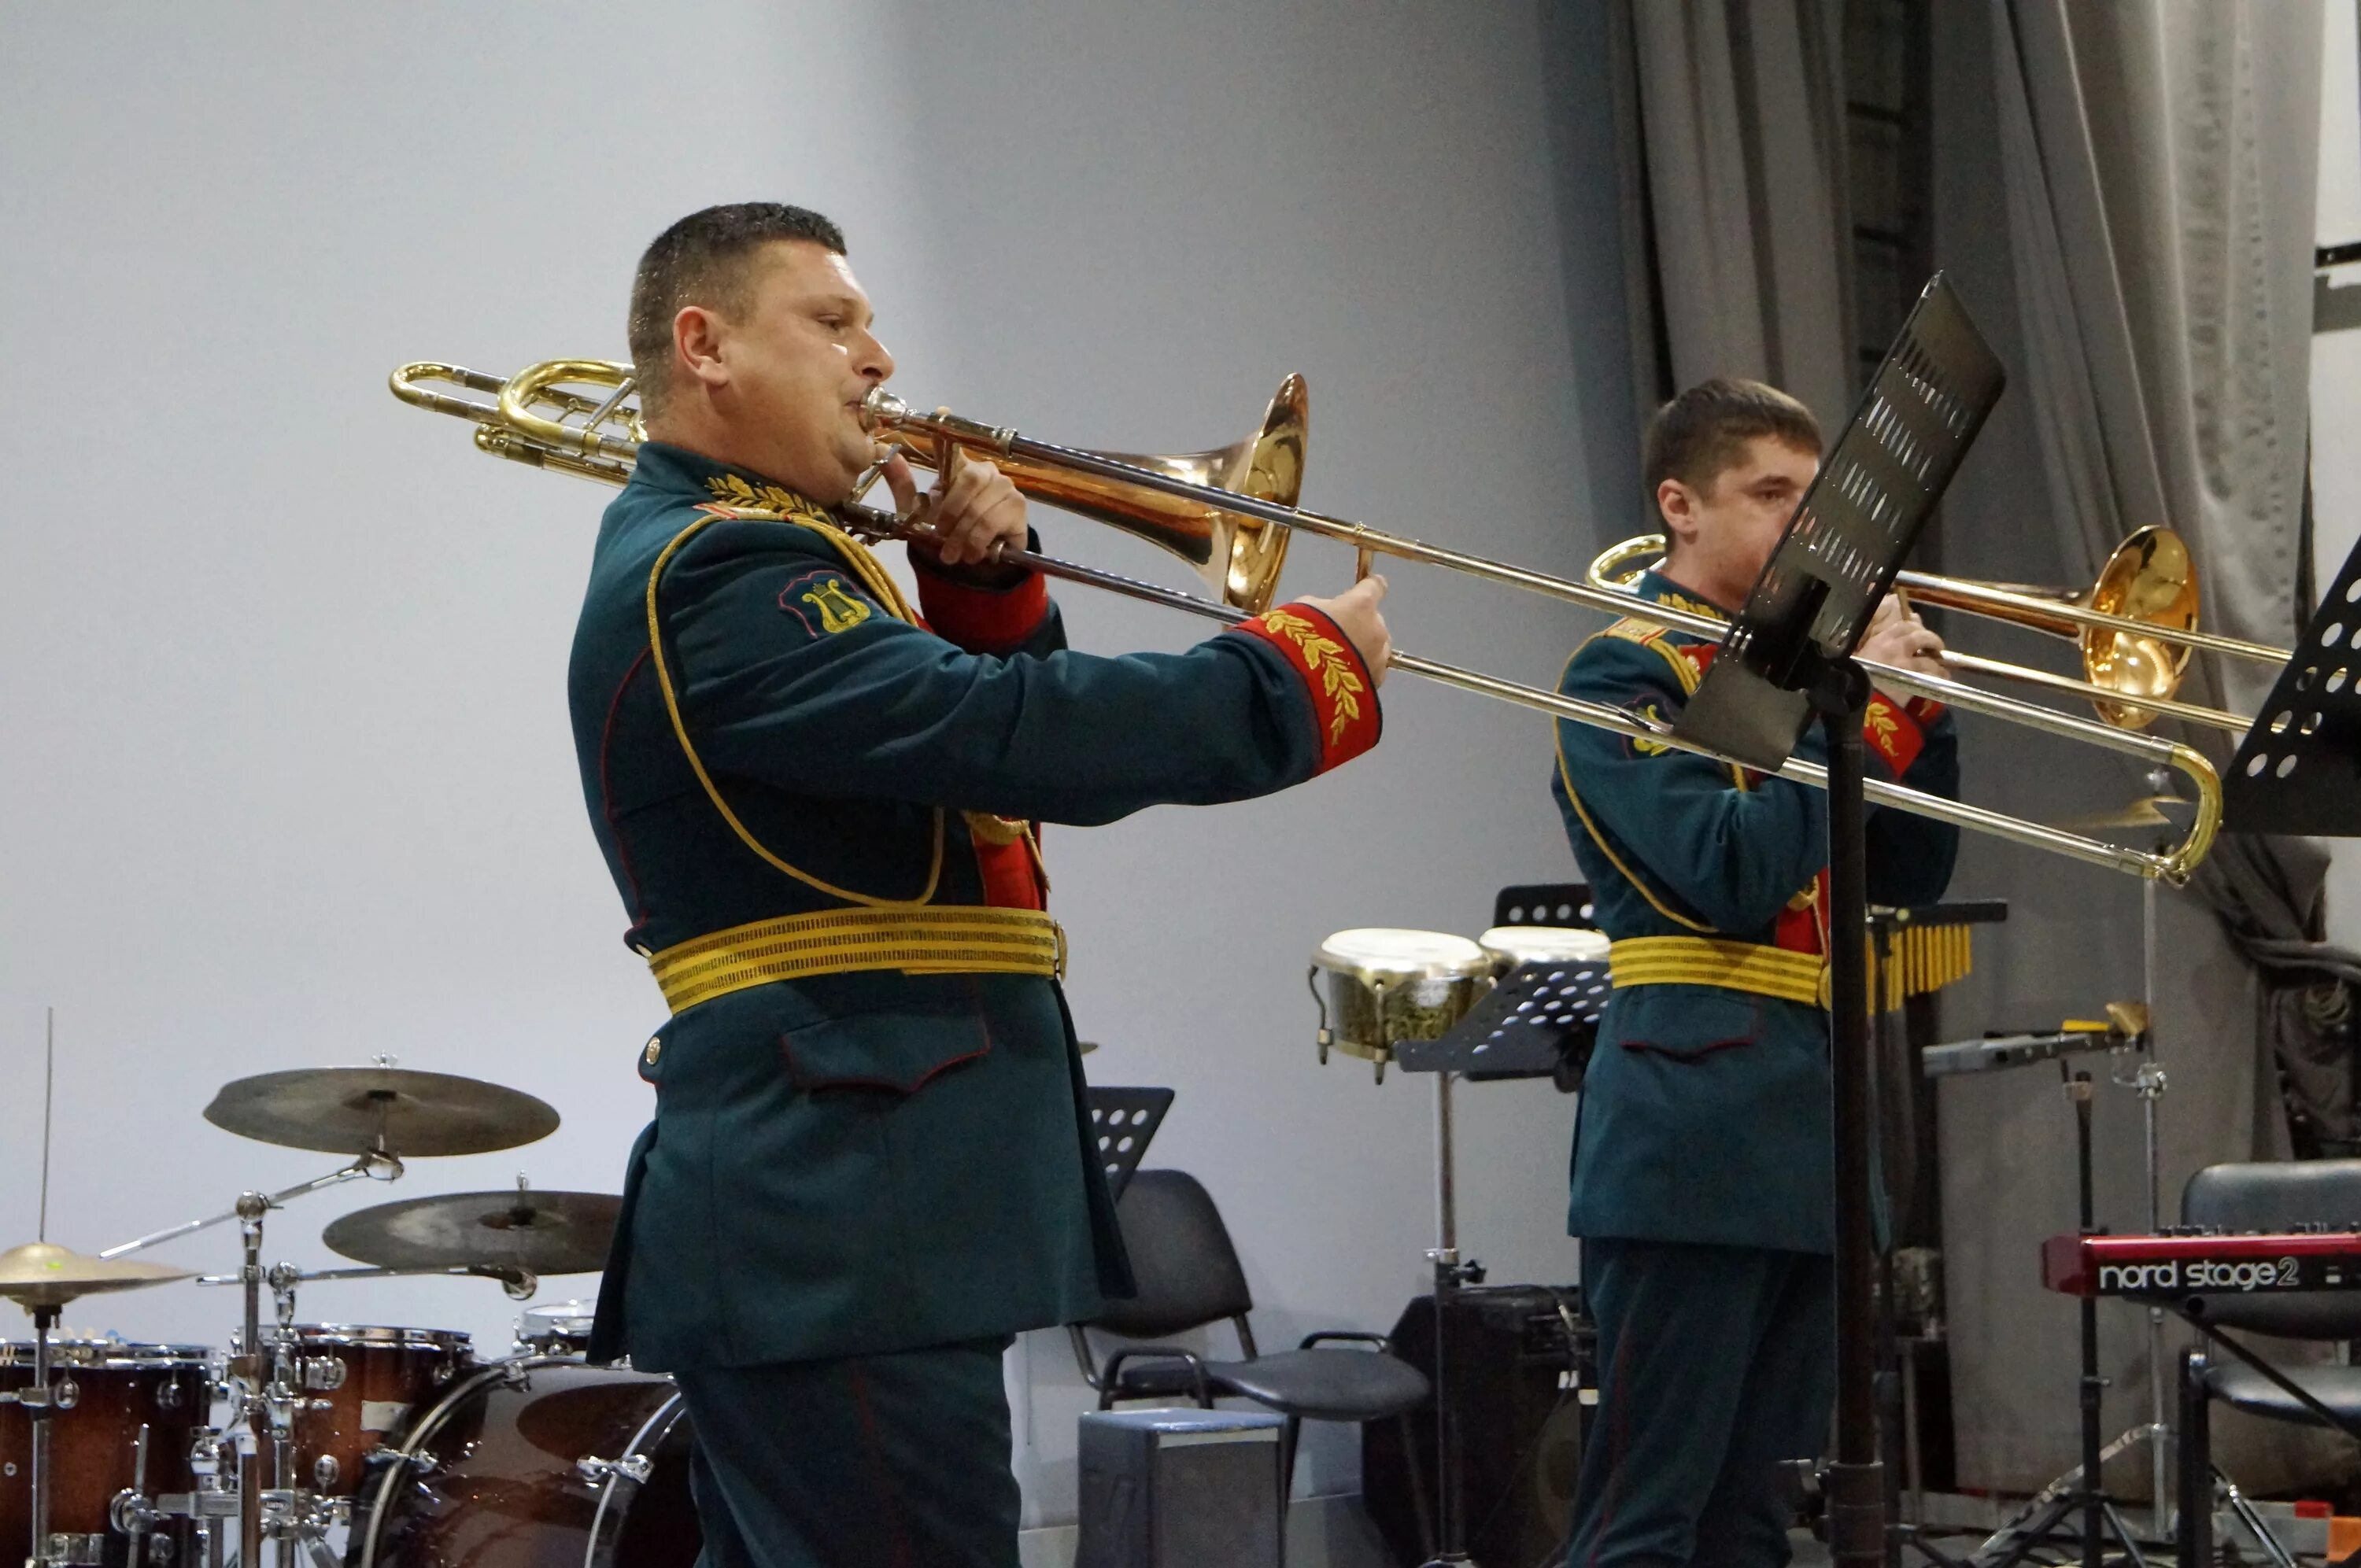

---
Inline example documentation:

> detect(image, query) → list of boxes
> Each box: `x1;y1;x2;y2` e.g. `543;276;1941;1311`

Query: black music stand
1083;1087;1174;1203
1672;275;2006;1568
2222;529;2361;834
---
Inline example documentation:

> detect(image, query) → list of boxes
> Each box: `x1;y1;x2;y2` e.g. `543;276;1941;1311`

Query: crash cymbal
204;1068;559;1157
2060;795;2198;833
323;1190;621;1277
0;1241;192;1311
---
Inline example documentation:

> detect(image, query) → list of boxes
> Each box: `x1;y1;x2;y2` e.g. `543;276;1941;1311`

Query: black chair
1068;1169;1434;1519
2175;1159;2361;1565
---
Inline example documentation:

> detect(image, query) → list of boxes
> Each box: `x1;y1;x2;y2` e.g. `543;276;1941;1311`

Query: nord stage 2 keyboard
2041;1230;2361;1299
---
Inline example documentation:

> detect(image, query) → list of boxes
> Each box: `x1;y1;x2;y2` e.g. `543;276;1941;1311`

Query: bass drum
348;1357;700;1568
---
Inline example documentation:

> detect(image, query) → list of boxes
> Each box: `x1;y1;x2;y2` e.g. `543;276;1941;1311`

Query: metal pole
2141;871;2171;1540
1823;673;1886;1568
235;1194;268;1568
99;1151;400;1260
28;1305;57;1568
2071;1075;2104;1568
1420;1069;1474;1566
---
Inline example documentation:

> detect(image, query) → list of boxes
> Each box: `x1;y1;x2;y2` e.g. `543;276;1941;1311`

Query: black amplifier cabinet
1361;1285;1591;1566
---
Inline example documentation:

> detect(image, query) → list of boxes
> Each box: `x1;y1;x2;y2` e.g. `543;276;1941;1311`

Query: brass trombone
1591;532;2286;734
390;359;2223;884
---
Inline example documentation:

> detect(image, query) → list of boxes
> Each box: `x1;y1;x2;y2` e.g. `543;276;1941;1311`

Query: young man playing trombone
567;201;1390;1566
1551;378;1960;1568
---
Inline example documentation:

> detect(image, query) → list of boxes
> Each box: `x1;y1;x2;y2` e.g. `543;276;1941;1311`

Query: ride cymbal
323;1190;620;1277
204;1068;559;1157
0;1242;192;1311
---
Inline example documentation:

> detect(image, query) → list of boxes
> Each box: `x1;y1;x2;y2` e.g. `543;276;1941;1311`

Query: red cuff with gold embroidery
1863;692;1928;777
1227;602;1383;774
912;556;1050;653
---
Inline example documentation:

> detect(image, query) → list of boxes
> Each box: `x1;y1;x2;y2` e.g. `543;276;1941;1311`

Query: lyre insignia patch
781;572;874;635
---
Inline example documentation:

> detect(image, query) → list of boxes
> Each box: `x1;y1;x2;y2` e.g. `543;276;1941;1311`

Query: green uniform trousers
676;1336;1017;1568
1558;1239;1834;1568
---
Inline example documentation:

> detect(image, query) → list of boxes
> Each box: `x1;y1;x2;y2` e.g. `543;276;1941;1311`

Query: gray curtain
1602;0;2348;1501
1620;0;1856;434
1944;0;2337;1496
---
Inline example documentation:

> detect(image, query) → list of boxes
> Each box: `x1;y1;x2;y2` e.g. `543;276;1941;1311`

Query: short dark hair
627;202;847;416
1641;376;1820;497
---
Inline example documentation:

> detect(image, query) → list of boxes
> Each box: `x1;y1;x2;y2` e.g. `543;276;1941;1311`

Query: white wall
0;1;1628;1525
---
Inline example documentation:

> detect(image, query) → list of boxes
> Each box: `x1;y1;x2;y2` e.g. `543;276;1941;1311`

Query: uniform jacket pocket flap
1609;983;1764;1060
779;1009;991;1095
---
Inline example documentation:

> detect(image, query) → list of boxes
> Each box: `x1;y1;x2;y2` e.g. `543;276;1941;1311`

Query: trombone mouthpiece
860;386;910;430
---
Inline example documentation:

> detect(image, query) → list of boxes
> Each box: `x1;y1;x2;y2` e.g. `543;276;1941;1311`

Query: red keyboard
2041;1230;2361;1297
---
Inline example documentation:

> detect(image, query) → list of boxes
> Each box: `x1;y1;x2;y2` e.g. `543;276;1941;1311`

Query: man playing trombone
568;201;1390;1566
1552;378;1960;1568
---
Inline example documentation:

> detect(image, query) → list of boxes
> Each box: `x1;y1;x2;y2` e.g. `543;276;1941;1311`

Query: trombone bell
869;377;1307;614
2079;526;2197;730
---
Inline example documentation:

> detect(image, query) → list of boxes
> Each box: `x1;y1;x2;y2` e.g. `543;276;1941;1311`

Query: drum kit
1;1054;696;1568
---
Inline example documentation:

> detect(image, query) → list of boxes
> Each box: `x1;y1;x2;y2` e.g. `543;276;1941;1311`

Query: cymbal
0;1241;193;1311
2060;795;2197;833
204;1068;560;1157
323;1190;621;1276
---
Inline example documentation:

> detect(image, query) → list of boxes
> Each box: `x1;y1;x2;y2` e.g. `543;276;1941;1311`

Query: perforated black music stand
1081;1087;1173;1203
1672;275;2007;1568
1397;960;1608;1082
2222;529;2361;835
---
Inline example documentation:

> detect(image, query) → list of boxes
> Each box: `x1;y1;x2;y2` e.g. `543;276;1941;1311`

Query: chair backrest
1088;1168;1254;1340
2181;1159;2361;1337
1493;884;1594;931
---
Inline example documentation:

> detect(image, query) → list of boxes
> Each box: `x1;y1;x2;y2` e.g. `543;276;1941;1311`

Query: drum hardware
395;354;2226;886
5;1012;198;1568
73;1059;556;1568
574;1453;653;1486
512;1301;598;1359
96;1150;404;1264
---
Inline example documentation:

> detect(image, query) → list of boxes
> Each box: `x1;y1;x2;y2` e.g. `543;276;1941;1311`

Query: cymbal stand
1969;1071;2148;1568
98;1148;403;1260
234;1193;272;1568
2;1304;69;1568
194;1261;540;1296
2122;858;2170;1540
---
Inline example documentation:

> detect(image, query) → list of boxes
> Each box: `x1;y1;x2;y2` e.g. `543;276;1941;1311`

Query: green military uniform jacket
570;441;1380;1370
1550;570;1960;1255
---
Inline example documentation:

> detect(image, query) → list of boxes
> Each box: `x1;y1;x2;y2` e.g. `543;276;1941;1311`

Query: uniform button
644;1037;663;1066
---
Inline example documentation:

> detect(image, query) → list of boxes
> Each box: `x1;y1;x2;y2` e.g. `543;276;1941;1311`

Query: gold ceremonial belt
1609;929;1976;1012
1608;936;1828;1008
648;906;1066;1015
